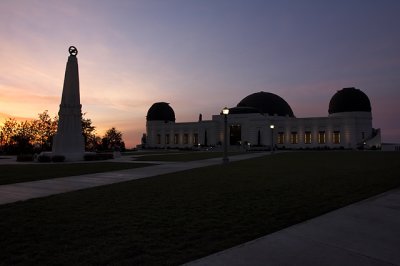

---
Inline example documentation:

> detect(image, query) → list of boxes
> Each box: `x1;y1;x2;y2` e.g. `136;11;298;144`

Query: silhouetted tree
0;119;36;154
1;118;18;145
101;127;125;151
0;118;18;151
32;110;58;151
0;110;117;154
12;121;35;154
81;114;99;151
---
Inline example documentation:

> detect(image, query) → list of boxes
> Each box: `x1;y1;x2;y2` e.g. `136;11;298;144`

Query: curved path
0;152;268;205
186;188;400;266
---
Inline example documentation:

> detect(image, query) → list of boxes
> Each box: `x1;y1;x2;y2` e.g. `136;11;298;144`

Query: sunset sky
1;0;399;147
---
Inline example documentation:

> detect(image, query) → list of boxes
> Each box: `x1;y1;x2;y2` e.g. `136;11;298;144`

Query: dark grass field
133;151;248;162
0;151;399;265
0;162;153;185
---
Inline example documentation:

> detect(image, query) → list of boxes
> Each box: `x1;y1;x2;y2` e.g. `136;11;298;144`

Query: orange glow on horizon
0;111;144;148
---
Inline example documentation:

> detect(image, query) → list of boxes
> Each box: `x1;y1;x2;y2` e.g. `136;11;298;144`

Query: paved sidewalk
0;152;268;205
186;188;400;266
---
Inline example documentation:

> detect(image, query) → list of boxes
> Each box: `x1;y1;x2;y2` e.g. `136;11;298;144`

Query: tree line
0;110;125;155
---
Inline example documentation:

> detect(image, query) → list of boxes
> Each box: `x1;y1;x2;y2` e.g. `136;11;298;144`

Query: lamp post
222;107;229;164
270;124;274;154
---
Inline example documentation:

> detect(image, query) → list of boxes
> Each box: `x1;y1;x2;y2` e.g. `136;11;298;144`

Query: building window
193;133;198;145
290;132;298;144
165;134;170;145
157;134;161;145
278;132;285;144
333;131;340;144
183;134;189;144
318;131;326;144
174;134;179;144
304;131;312;144
230;124;241;145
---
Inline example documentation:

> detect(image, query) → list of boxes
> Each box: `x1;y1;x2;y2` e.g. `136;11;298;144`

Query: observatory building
145;87;381;150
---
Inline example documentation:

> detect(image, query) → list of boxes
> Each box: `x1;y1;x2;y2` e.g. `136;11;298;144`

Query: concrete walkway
0;152;268;205
186;188;400;266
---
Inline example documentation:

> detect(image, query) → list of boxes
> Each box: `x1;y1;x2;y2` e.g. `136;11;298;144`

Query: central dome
237;91;294;117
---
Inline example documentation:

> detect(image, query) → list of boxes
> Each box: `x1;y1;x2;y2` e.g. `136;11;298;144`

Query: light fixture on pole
222;107;229;164
270;124;275;154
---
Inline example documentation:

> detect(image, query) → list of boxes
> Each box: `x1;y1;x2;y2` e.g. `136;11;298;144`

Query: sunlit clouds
1;0;400;147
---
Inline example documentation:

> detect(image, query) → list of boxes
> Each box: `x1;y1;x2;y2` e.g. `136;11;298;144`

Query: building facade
145;87;381;150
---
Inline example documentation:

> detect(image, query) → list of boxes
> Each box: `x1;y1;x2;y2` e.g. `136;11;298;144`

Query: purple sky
1;0;399;146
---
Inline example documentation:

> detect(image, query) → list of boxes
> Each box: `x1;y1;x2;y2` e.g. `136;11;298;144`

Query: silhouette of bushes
51;155;65;162
16;154;34;162
38;154;52;162
84;153;113;161
83;154;96;161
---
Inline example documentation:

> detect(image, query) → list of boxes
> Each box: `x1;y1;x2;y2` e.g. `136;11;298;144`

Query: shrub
84;154;96;161
84;153;113;161
96;153;114;160
17;154;34;162
38;154;51;162
52;155;65;162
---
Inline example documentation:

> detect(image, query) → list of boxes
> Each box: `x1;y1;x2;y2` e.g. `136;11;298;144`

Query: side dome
328;87;371;114
146;102;176;122
237;91;294;117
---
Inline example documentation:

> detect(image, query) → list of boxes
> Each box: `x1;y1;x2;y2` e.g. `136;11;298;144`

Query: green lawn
0;151;399;265
122;150;185;156
134;151;249;161
0;162;153;185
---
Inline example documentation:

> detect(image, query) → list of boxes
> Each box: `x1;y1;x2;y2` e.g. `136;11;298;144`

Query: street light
222;107;229;164
270;124;275;154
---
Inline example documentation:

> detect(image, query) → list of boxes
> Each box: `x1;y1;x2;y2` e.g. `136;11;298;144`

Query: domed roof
237;91;294;117
228;106;260;115
328;87;371;114
146;102;176;122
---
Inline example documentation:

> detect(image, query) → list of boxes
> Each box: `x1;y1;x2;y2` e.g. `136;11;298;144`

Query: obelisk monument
52;46;85;161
